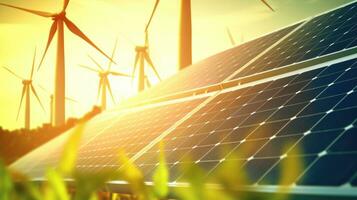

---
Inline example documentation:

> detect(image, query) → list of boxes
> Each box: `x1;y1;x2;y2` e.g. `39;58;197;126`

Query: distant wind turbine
3;49;45;130
132;0;162;92
226;27;245;46
226;27;236;46
79;40;130;110
179;0;275;70
38;85;77;125
0;0;115;126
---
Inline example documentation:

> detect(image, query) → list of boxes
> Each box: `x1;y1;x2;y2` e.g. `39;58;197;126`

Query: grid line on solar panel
133;57;357;188
233;1;357;80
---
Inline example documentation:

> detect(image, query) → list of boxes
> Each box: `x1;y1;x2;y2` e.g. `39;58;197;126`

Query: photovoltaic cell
234;2;357;79
134;58;357;187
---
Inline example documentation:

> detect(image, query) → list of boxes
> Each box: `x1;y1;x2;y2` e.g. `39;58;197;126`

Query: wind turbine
226;27;237;46
3;49;45;130
178;0;275;70
38;85;77;125
226;27;244;46
79;40;131;110
0;0;115;126
132;0;162;92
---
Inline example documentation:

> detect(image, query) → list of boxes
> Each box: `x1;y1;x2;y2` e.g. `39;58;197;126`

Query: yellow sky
0;0;353;130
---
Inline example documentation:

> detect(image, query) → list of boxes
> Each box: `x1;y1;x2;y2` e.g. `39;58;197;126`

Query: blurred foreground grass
0;122;301;200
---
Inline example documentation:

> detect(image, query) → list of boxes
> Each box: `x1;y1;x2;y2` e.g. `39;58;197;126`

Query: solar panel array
235;2;357;79
135;58;357;187
10;1;357;198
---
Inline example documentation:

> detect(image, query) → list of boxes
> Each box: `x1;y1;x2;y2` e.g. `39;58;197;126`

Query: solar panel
11;96;207;177
9;1;357;198
235;2;357;79
133;57;357;189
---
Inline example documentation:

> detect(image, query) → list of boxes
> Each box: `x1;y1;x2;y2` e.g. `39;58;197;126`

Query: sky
0;0;354;130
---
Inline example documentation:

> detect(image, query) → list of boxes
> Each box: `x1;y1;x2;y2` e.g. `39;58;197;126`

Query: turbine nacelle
99;71;110;78
135;46;148;52
52;11;66;20
22;80;32;85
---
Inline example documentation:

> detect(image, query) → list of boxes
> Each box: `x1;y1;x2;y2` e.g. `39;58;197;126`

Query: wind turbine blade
108;38;118;71
260;0;275;12
226;27;236;46
16;86;26;121
118;32;136;46
37;84;49;94
131;52;140;84
65;97;77;103
88;55;104;71
63;17;116;64
30;48;36;79
144;53;161;81
30;84;46;112
109;71;131;77
63;0;70;11
0;3;54;17
145;30;149;47
97;78;103;103
78;64;100;73
3;67;23;80
105;79;115;104
145;0;160;32
38;21;58;70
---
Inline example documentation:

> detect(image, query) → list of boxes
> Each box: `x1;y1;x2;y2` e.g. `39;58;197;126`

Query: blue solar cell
320;59;357;76
269;103;308;121
240;109;275;126
336;91;357;109
244;158;279;184
336;67;357;81
312;107;357;131
319;78;357;98
260;155;316;185
201;143;238;161
255;135;302;157
277;114;324;136
222;125;256;142
303;73;340;90
289;130;343;155
298;94;345;116
259;95;294;111
286;87;325;105
329;127;357;152
247;120;289;139
231;139;267;158
297;154;357;186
